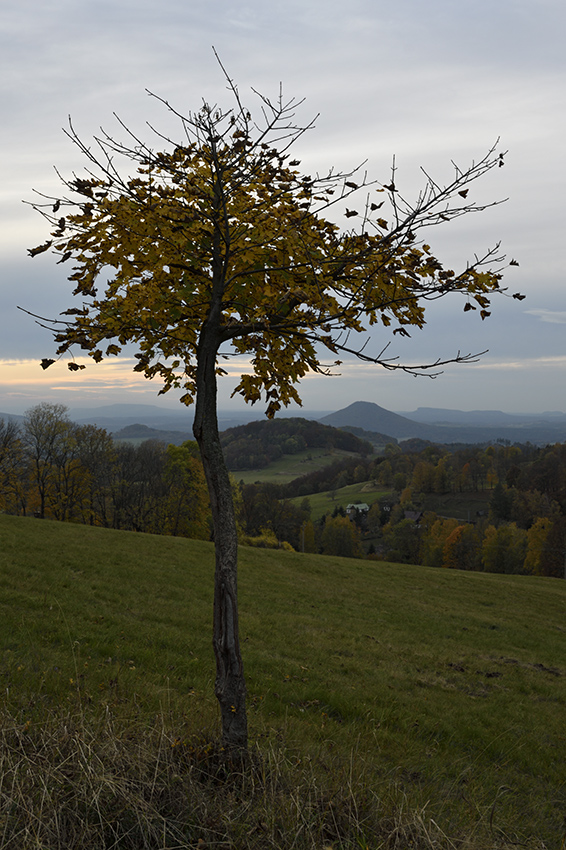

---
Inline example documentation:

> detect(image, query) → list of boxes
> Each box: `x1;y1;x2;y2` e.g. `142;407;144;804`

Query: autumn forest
1;403;565;579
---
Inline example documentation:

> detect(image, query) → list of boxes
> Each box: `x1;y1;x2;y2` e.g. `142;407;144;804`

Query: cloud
0;357;152;397
525;309;566;325
471;354;566;370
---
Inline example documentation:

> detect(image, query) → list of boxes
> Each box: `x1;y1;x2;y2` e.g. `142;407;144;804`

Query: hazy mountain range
320;401;566;445
69;404;330;434
2;401;566;446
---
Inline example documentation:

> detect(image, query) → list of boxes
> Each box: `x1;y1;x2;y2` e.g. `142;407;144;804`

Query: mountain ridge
320;401;566;445
397;407;566;426
4;401;566;446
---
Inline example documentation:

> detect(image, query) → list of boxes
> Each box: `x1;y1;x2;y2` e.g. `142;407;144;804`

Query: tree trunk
193;328;248;753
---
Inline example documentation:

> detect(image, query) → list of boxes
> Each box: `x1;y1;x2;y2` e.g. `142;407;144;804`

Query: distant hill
220;417;373;470
337;425;398;447
320;401;438;439
397;407;566;427
6;400;566;446
112;423;193;446
68;403;330;434
70;404;194;434
320;401;566;445
0;411;24;424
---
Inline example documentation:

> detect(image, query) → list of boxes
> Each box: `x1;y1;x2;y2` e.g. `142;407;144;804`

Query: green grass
233;447;363;484
112;435;156;446
0;513;565;847
292;478;386;519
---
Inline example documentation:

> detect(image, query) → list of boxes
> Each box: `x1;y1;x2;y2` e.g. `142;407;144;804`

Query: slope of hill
0;410;24;423
320;401;441;439
220;416;372;470
0;513;564;846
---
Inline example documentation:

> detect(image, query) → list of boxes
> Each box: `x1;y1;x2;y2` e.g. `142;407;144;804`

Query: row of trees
0;404;331;555
375;441;543;495
376;500;565;578
0;404;210;538
268;438;564;515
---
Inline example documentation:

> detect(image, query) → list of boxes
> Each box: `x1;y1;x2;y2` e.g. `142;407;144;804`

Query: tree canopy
28;75;517;415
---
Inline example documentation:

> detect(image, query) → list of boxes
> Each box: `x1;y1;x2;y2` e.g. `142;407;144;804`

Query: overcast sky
1;0;565;417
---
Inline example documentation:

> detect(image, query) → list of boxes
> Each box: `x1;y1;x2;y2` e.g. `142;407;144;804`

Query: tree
524;516;554;576
442;523;482;571
481;523;527;574
301;519;317;554
109;440;170;533
163;441;211;539
0;418;24;514
321;514;362;558
0;418;20;466
537;516;566;578
382;517;421;564
22;403;72;519
73;423;116;525
421;516;460;567
26;65;517;751
489;481;514;523
46;424;90;522
411;460;436;493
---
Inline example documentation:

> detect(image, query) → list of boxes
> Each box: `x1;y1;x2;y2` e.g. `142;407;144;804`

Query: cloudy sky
1;0;565;417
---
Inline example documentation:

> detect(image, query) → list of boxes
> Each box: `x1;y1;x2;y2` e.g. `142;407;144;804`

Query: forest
0;404;210;539
266;438;566;577
2;403;565;577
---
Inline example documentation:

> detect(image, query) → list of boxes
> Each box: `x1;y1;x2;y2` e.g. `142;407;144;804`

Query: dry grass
0;707;550;850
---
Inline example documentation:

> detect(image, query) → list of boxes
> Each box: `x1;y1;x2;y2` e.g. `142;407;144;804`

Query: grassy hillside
234;446;363;484
222;416;372;477
292;483;493;523
291;477;386;519
0;514;564;847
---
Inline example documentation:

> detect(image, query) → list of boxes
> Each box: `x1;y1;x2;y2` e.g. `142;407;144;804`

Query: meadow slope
0;514;564;846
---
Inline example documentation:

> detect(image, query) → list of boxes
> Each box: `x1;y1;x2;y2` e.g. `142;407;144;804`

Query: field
293;484;494;523
232;447;363;484
234;448;493;523
0;513;565;848
291;479;386;519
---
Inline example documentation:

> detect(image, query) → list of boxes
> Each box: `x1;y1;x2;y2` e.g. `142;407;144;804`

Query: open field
0;513;564;847
112;435;157;447
291;479;386;519
295;484;495;524
232;447;364;484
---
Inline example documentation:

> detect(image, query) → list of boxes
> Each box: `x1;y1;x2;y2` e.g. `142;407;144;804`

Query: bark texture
193;324;248;752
